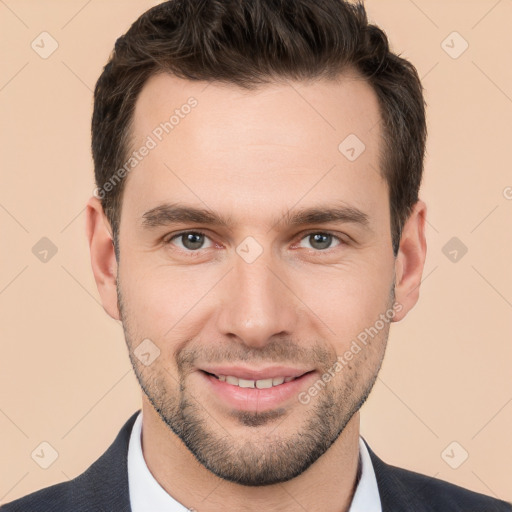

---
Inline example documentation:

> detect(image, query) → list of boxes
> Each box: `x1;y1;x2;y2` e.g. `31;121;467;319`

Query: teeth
215;374;297;388
238;378;255;388
256;378;273;389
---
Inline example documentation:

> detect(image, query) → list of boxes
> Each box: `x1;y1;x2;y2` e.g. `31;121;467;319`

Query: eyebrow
140;202;371;232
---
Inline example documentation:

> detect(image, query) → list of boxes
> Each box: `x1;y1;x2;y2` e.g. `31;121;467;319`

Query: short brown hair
92;0;427;259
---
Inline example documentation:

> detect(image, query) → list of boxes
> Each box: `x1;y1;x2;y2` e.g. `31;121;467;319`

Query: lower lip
199;370;317;411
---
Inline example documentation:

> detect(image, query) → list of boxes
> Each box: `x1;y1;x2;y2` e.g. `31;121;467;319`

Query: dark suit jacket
2;409;511;511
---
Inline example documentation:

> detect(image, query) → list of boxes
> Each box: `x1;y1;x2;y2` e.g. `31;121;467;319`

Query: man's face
115;72;398;485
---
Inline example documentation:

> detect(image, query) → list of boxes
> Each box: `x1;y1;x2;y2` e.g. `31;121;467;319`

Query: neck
139;397;361;512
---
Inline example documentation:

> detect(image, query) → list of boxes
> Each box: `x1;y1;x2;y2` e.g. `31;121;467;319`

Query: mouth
202;371;305;389
197;367;317;412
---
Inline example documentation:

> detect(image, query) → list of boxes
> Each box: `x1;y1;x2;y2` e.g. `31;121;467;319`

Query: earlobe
85;196;121;321
391;200;427;323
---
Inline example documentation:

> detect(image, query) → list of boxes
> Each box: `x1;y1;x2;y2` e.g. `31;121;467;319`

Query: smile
199;369;317;411
205;372;298;389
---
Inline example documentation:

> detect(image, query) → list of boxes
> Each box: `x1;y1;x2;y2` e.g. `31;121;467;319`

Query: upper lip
199;365;313;380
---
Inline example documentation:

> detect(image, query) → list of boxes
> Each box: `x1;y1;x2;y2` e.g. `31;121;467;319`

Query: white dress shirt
128;410;382;511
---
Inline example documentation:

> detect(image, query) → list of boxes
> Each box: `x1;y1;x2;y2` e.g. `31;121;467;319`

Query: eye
296;231;345;251
164;230;347;255
165;231;213;252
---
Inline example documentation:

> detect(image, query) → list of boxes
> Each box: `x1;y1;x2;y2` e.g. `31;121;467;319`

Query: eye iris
310;233;332;250
182;232;204;250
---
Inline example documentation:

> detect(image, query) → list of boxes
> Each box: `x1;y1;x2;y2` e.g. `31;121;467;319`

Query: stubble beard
117;276;392;486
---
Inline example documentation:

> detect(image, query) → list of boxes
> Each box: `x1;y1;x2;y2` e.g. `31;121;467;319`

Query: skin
86;71;427;512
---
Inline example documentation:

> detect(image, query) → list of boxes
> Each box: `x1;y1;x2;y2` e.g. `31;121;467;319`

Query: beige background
1;0;511;506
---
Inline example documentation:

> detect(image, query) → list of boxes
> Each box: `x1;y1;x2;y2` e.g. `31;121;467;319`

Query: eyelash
164;230;347;256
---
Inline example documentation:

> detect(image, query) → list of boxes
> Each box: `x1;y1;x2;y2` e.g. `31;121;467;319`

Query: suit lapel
362;437;424;512
71;410;140;512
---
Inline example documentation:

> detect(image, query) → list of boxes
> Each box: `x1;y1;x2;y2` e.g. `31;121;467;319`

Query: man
2;0;510;511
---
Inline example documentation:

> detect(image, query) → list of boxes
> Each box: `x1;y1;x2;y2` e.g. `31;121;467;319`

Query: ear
85;196;120;321
392;199;427;322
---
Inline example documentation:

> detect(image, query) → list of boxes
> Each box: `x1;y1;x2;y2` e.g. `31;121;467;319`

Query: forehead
132;71;381;151
123;72;386;228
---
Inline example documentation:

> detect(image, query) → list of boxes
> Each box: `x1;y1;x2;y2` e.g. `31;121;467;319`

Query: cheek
119;262;212;341
121;245;393;346
294;263;393;346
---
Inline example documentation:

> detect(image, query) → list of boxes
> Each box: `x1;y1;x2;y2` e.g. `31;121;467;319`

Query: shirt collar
128;410;382;511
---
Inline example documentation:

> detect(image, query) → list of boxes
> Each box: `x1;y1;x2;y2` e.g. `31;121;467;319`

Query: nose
216;251;300;349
